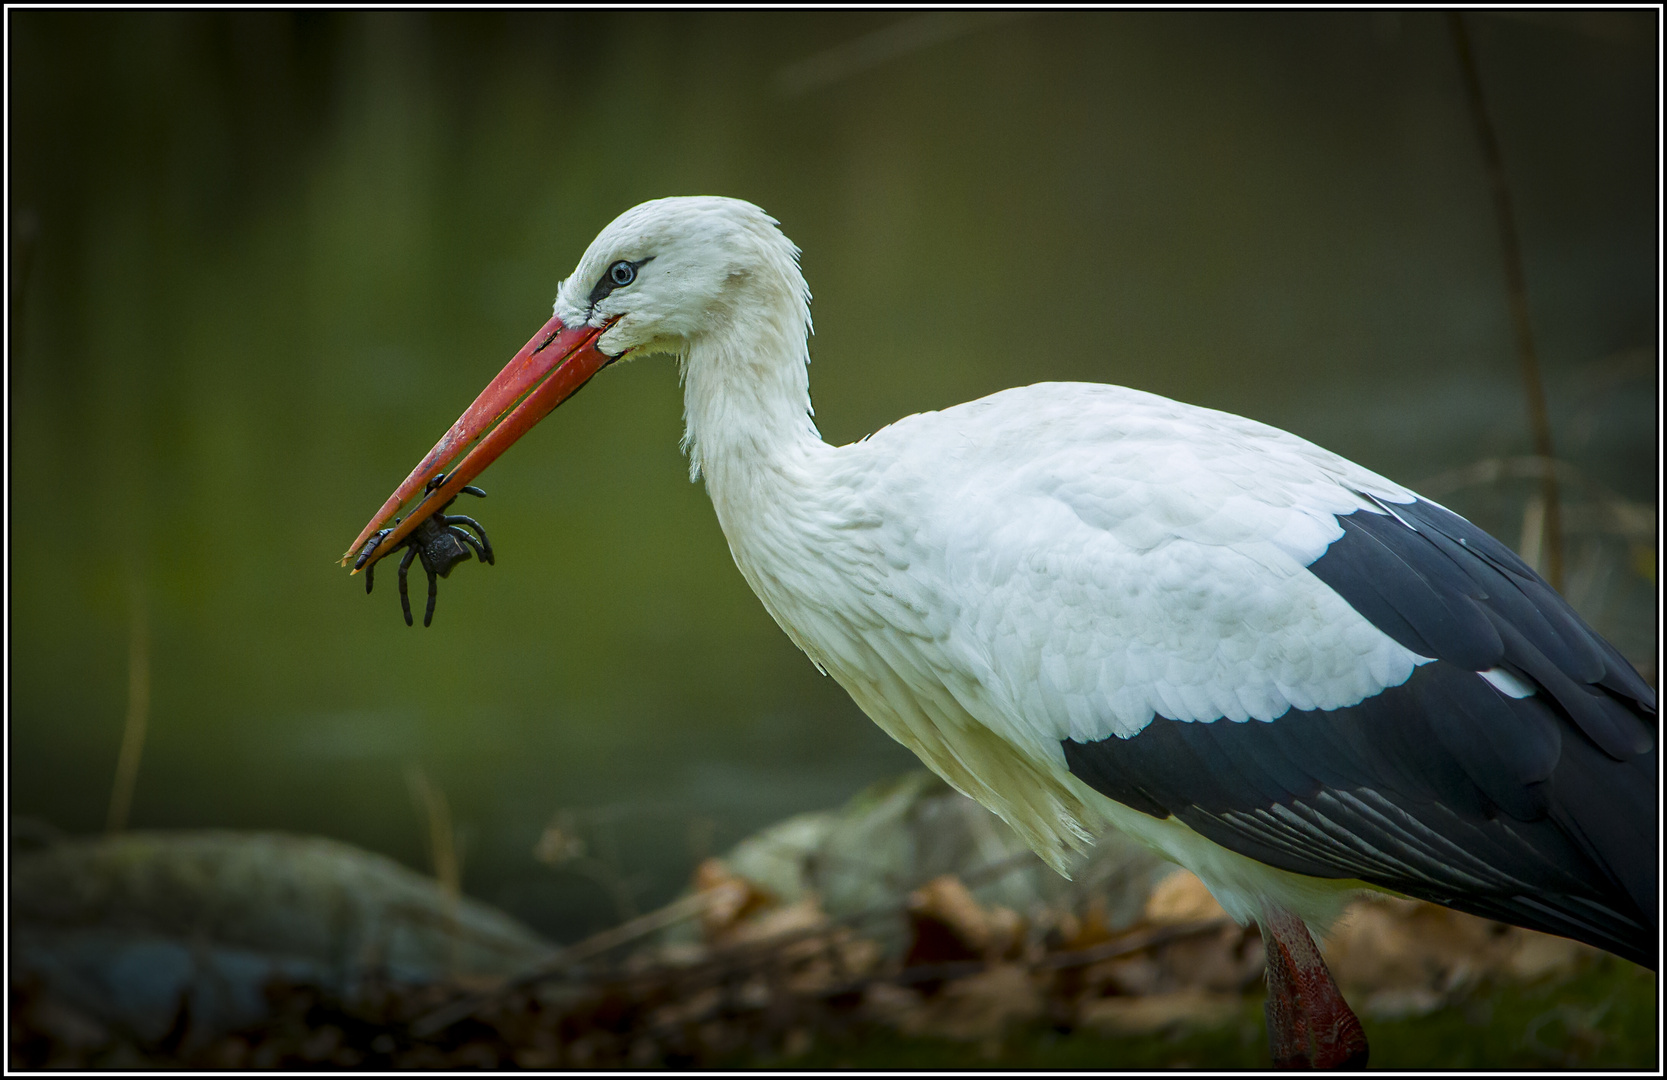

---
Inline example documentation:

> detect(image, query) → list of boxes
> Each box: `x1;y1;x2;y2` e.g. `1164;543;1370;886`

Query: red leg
1264;945;1313;1069
1261;907;1369;1070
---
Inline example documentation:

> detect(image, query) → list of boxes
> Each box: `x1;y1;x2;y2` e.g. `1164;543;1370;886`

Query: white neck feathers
677;253;824;525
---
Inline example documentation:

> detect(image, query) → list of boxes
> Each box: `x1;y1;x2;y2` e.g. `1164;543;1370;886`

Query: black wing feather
1064;498;1656;969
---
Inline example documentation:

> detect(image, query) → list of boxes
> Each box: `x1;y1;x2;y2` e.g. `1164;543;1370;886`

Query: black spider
353;473;495;627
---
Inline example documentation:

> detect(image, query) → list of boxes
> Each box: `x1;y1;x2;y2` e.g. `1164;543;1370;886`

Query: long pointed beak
342;313;613;570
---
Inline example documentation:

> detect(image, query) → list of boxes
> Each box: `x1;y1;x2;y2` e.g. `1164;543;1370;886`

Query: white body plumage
552;197;1437;931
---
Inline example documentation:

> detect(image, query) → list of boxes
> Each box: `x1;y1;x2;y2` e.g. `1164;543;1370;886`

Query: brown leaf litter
11;849;1607;1069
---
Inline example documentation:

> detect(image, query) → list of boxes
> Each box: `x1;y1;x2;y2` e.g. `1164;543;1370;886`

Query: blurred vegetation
8;10;1658;950
16;956;1653;1069
771;958;1657;1069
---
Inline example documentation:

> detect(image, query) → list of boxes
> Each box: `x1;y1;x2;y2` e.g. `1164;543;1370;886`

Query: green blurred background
8;11;1657;943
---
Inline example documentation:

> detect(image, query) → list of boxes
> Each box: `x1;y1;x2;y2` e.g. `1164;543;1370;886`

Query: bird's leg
1260;906;1368;1070
1264;938;1312;1069
424;565;439;628
398;546;417;627
365;560;375;594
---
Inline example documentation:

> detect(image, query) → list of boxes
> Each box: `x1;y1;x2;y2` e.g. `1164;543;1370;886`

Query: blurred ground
11;771;1656;1069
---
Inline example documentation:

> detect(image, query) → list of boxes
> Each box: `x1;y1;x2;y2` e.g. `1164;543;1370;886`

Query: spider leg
426;474;466;516
424;565;439;627
447;524;488;564
398;545;417;627
441;515;494;564
353;527;394;572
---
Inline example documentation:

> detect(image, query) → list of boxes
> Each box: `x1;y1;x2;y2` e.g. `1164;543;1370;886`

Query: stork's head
342;196;809;567
556;196;809;361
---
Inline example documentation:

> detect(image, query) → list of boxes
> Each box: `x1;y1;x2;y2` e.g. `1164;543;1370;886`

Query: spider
353;472;495;627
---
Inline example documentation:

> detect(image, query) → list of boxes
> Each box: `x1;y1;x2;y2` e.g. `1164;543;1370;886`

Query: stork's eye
587;256;653;309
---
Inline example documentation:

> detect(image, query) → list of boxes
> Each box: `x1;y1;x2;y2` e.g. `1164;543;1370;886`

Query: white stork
346;196;1656;1068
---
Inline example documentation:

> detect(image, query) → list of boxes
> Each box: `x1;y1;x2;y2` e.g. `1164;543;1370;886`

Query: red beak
342;314;613;570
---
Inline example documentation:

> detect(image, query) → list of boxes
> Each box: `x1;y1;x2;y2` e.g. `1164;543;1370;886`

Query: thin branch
411;845;1205;1042
773;12;1027;98
1448;13;1564;590
106;581;150;833
412;847;1045;1036
627;918;1235;1046
410;888;724;1036
405;763;463;901
406;763;464;980
1415;455;1654;544
816;917;1231;997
